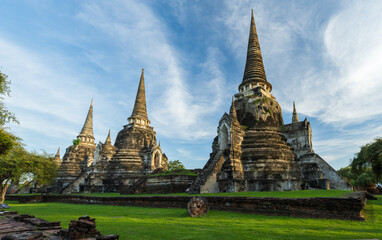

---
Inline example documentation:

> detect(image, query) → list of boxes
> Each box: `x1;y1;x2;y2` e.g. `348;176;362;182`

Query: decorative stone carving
187;197;209;217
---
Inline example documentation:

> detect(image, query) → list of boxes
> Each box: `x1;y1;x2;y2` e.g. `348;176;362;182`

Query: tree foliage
337;166;354;183
338;138;382;190
338;166;375;189
0;71;18;126
0;146;58;203
0;129;19;156
352;169;376;189
167;160;185;171
0;69;58;203
72;138;80;145
350;138;382;183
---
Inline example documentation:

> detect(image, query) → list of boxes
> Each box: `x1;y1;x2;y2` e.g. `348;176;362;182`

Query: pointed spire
230;97;238;120
130;68;148;121
78;99;94;137
105;129;112;145
158;140;161;147
292;101;299;123
241;10;270;89
55;147;60;158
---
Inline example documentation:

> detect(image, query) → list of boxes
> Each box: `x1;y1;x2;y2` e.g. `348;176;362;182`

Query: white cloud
313;121;382;168
0;32;121;152
320;1;382;124
176;148;191;157
257;0;382;126
219;0;382;168
152;47;227;140
77;0;226;140
0;37;101;128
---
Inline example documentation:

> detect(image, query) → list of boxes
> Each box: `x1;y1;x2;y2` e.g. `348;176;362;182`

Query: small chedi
189;10;352;193
52;69;169;193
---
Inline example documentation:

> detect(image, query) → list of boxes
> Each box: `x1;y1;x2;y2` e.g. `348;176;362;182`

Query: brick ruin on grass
0;211;118;240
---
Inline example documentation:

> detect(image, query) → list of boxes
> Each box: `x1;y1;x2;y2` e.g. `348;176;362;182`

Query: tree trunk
0;180;10;203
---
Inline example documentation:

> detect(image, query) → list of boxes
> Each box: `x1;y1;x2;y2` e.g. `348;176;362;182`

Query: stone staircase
189;150;224;193
61;166;95;194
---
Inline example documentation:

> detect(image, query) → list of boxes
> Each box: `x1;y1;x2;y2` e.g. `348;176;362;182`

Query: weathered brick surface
0;211;61;239
0;211;118;240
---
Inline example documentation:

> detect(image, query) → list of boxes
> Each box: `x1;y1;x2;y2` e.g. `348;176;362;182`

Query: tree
337;166;354;183
352;168;376;189
73;138;80;145
167;160;185;171
0;71;17;126
338;166;375;190
0;70;58;202
0;146;58;203
350;138;382;184
0;70;19;156
0;129;19;156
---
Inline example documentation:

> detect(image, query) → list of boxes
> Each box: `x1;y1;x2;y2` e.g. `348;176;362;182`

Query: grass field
5;193;381;239
70;189;352;198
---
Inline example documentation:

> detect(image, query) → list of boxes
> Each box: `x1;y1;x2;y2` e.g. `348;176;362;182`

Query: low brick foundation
6;193;367;221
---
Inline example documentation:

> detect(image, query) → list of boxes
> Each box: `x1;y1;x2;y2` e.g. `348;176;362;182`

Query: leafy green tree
337;166;354;183
0;129;19;156
72;138;80;145
352;168;376;189
0;146;58;203
0;70;19;156
351;138;382;183
167;160;185;171
0;71;17;126
338;166;375;190
0;70;58;202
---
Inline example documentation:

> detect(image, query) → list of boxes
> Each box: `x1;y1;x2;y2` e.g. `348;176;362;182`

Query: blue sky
1;0;382;170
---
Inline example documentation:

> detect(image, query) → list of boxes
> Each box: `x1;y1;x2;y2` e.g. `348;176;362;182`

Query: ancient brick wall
7;193;366;221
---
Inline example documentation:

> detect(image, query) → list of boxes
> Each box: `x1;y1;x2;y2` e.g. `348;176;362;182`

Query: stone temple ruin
189;11;352;193
51;10;351;194
52;69;169;193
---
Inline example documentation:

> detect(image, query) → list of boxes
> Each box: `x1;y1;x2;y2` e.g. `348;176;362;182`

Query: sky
1;0;382;170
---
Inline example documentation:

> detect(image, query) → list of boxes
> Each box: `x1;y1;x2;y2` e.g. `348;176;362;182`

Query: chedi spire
55;147;60;158
128;69;150;126
292;101;299;123
131;69;148;119
77;99;95;142
240;9;272;92
105;129;112;145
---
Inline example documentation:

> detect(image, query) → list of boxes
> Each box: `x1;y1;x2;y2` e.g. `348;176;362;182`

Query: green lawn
5;195;381;240
70;189;352;198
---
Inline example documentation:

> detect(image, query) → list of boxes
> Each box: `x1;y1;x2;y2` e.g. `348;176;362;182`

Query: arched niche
152;150;161;169
219;123;230;150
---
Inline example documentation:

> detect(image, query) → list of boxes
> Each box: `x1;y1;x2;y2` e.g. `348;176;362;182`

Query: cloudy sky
1;0;381;170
